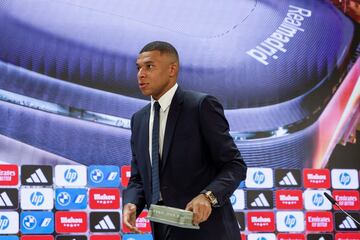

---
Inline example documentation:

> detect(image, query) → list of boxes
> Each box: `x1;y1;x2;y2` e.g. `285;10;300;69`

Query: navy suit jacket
123;87;247;239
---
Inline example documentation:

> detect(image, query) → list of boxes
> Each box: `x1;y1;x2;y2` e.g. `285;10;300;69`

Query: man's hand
123;203;142;233
185;194;212;225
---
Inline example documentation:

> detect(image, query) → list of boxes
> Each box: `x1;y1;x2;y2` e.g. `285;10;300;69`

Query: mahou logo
335;233;360;240
123;211;151;233
276;190;303;210
0;165;18;186
306;212;333;232
277;233;305;240
247;212;275;232
333;190;360;211
89;188;120;209
55;211;87;233
303;169;330;188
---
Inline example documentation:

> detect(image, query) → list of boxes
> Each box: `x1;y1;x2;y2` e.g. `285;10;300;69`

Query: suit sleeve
199;95;247;207
122;114;146;216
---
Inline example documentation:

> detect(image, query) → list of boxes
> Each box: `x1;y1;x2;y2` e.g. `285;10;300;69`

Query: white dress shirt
149;83;178;164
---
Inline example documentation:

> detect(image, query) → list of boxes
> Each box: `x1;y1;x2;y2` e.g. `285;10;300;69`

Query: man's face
136;50;177;100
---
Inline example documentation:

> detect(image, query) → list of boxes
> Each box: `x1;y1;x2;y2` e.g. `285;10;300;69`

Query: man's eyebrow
143;60;154;64
136;60;154;65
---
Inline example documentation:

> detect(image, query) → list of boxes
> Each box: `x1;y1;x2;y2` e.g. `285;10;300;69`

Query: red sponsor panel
303;168;330;188
90;235;121;240
306;212;333;232
55;211;87;233
247;211;275;232
0;164;18;186
121;165;131;187
276;190;303;210
277;233;305;240
336;232;360;240
241;233;246;240
333;190;360;210
89;188;120;209
123;210;152;233
21;236;54;240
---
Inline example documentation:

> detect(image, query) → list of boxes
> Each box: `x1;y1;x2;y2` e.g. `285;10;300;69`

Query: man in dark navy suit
123;41;247;240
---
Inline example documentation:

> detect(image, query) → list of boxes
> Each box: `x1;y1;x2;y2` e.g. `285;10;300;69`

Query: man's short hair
140;41;179;62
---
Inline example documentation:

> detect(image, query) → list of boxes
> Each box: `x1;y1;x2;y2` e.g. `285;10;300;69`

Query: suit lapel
161;87;184;172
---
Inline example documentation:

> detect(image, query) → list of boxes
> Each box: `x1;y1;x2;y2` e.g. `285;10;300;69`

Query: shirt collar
151;83;178;112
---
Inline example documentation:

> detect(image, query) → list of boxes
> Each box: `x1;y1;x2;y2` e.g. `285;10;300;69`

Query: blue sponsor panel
20;211;54;234
122;234;153;240
88;165;120;187
55;188;87;210
0;237;18;240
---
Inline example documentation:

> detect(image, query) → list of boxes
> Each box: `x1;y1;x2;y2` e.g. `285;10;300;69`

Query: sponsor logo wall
0;164;152;240
241;168;360;239
0;164;359;239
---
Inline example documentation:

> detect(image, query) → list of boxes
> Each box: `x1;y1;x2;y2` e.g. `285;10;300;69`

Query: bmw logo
57;191;71;206
23;215;37;230
90;169;104;183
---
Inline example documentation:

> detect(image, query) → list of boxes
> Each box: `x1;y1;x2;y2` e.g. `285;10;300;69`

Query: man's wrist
200;190;218;207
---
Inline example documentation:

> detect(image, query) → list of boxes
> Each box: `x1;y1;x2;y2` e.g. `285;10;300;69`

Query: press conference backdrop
0;164;359;239
0;0;359;239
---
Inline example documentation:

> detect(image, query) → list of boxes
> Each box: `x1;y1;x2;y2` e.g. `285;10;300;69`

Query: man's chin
139;89;151;97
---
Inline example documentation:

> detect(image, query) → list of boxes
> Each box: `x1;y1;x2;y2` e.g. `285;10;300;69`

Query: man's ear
169;62;178;77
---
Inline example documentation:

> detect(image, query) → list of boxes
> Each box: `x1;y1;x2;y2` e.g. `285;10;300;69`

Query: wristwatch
201;190;218;207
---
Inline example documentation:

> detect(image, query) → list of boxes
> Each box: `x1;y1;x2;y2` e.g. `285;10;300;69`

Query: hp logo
23;215;37;230
253;171;265;184
339;172;351;186
230;194;236;205
0;215;9;230
64;169;78;183
57;192;71;206
312;193;324;207
30;191;44;206
90;169;104;183
284;215;296;228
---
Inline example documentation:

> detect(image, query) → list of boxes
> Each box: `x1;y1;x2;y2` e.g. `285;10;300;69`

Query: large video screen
0;0;359;239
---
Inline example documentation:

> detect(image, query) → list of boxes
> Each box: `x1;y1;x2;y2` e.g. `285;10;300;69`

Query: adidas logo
94;215;116;230
338;216;358;229
26;168;48;183
251;193;270;207
279;172;298;186
0;192;13;207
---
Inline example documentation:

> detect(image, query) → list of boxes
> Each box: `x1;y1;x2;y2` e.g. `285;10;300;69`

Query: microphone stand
324;192;360;226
